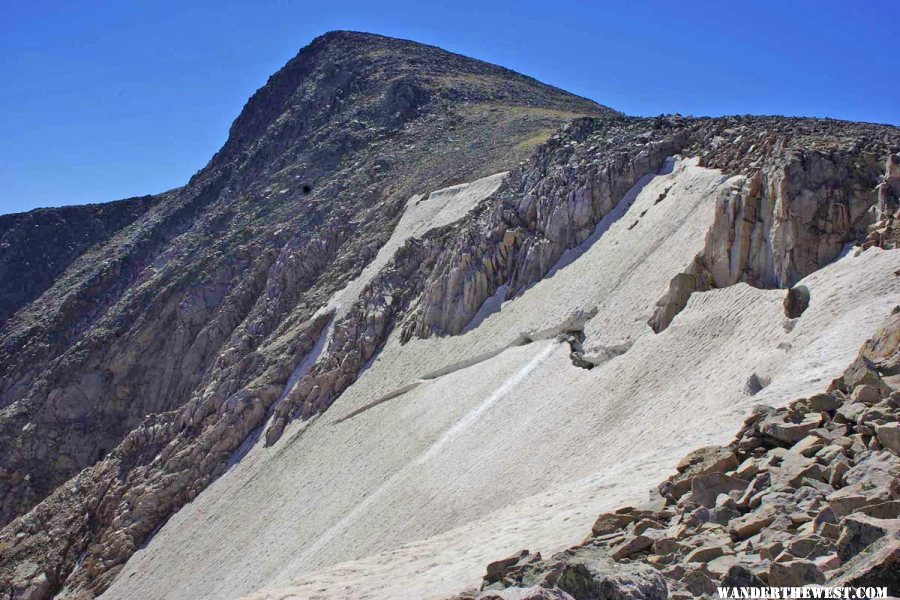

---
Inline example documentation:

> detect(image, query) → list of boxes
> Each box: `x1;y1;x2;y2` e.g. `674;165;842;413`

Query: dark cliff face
0;195;159;325
0;31;610;541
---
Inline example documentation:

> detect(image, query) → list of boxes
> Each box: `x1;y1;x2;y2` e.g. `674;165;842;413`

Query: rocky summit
0;31;899;600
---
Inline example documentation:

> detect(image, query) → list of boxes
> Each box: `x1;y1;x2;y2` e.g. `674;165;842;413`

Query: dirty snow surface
102;159;900;600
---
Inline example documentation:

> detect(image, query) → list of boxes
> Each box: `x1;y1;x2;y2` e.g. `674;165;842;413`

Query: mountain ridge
0;30;899;600
0;30;620;599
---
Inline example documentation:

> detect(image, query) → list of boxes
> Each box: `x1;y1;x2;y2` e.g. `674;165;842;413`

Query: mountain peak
6;29;898;600
208;31;615;175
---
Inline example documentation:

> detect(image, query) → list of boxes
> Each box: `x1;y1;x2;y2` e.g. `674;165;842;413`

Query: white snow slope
101;158;900;600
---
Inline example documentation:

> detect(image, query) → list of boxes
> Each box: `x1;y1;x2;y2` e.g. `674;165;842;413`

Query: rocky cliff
0;30;610;528
0;31;898;600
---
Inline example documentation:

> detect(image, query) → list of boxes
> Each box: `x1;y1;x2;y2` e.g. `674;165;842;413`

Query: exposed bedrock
267;118;898;460
703;149;881;289
860;152;900;251
0;30;608;531
0;34;899;600
4;115;897;600
650;139;892;333
0;31;613;598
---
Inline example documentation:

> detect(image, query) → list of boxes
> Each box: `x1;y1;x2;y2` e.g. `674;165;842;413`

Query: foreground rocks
454;314;900;599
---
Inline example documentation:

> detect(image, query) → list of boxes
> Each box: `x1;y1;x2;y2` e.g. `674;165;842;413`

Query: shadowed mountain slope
0;195;159;324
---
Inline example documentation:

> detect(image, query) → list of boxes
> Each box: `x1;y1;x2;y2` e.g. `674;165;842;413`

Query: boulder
829;533;900;591
633;519;665;535
843;451;900;488
477;588;575;600
720;563;767;588
876;423;900;454
660;446;738;502
785;535;835;560
737;472;771;510
791;435;826;457
652;538;686;556
840;358;891;397
836;402;868;424
771;452;826;488
680;566;718;596
728;506;777;540
690;473;748;509
735;458;762;480
484;550;538;586
768;559;825;586
706;554;741;578
610;535;655;560
761;413;822;445
836;513;899;561
783;285;810;319
684;545;725;563
808;393;843;412
827;487;870;518
851;384;884;406
554;547;668;600
827;458;850;488
591;513;634;537
710;505;741;526
859;501;900;520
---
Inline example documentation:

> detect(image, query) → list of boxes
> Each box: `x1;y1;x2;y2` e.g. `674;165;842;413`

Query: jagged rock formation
456;313;900;599
0;31;898;600
0;30;607;526
0;31;611;598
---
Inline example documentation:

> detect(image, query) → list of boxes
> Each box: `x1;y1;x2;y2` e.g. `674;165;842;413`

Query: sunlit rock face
0;31;898;600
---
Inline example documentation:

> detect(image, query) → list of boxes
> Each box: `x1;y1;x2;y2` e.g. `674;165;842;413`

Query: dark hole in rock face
784;285;811;319
301;185;312;195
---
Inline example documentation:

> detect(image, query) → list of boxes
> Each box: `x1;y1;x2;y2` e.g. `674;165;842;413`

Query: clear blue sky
2;0;897;215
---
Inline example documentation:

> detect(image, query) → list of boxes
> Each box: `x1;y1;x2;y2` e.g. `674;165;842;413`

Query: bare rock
785;535;835;561
728;506;778;540
852;385;885;406
690;473;748;509
591;513;635;537
610;535;655;560
808;393;843;413
761;412;822;445
829;532;900;590
554;547;668;600
660;446;738;502
684;546;726;563
477;588;575;600
839;357;892;397
876;423;900;454
836;513;899;562
768;559;825;586
485;550;539;587
843;450;900;488
720;564;767;588
680;566;718;596
783;285;810;319
792;435;826;457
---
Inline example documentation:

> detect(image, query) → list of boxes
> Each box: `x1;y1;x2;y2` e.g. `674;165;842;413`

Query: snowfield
101;159;900;600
